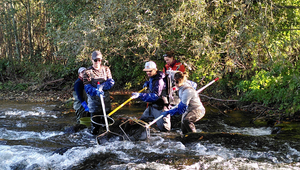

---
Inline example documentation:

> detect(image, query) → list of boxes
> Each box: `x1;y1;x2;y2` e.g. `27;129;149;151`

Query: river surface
1;95;300;170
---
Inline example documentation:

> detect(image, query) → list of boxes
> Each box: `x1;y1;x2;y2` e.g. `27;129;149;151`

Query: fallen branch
199;94;239;102
37;78;64;90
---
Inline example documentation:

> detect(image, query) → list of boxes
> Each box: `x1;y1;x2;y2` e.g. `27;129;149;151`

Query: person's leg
104;91;111;113
151;106;171;131
140;106;154;122
88;95;103;135
76;106;85;124
181;109;205;134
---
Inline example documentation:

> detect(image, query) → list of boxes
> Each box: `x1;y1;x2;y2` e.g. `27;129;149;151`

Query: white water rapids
0;100;300;170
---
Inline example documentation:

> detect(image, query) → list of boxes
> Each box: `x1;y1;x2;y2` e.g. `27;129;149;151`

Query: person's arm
74;81;85;103
101;67;114;90
161;87;193;117
136;78;164;102
161;101;188;117
102;78;115;90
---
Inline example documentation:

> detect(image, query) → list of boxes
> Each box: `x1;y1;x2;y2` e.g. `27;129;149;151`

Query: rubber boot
181;119;197;134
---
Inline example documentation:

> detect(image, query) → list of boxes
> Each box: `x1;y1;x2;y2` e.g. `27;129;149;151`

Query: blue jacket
139;71;165;103
74;78;85;103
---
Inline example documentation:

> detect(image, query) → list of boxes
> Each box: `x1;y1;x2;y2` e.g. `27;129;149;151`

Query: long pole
108;87;147;117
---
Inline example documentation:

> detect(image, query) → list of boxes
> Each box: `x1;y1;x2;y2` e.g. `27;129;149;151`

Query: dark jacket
139;71;165;106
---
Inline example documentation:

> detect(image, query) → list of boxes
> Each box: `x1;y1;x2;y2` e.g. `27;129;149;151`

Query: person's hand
81;101;89;112
131;92;140;99
96;89;104;96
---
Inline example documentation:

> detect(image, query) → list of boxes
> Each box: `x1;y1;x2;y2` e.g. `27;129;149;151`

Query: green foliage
237;61;300;114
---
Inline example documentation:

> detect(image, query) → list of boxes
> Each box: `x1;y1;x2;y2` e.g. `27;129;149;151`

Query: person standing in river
73;67;89;124
162;51;186;106
160;72;205;134
131;61;170;132
82;50;115;135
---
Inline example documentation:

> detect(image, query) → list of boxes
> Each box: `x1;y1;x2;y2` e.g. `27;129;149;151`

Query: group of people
73;50;205;135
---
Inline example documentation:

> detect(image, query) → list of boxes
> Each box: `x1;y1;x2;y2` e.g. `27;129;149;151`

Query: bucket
79;117;91;127
91;115;114;127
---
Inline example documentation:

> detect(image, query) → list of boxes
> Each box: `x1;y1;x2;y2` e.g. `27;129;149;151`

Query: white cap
143;61;157;71
78;67;86;74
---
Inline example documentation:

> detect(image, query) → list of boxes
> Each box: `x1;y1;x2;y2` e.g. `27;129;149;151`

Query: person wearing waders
82;51;115;135
160;72;205;134
162;51;197;105
73;67;89;124
162;51;185;107
131;61;171;132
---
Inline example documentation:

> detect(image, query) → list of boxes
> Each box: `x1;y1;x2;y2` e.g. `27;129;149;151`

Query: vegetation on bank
0;0;299;117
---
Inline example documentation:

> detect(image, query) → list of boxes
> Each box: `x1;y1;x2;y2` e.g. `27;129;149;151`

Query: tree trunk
26;0;34;59
10;0;21;60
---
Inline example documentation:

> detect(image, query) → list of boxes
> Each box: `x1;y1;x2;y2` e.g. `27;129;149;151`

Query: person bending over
161;72;205;134
132;61;170;132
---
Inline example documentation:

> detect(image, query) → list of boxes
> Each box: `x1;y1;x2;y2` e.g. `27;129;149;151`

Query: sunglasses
93;59;101;62
146;70;153;73
163;54;168;57
175;80;179;84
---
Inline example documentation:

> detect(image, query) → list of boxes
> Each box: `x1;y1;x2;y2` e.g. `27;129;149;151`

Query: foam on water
221;122;272;136
1;134;300;169
2;106;58;118
0;128;63;140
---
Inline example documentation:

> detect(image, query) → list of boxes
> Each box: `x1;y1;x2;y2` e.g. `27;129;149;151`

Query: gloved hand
161;111;169;117
143;81;149;88
81;101;89;112
131;92;140;99
96;89;104;96
96;82;104;96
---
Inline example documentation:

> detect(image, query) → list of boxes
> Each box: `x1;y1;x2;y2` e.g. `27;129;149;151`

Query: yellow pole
108;87;147;117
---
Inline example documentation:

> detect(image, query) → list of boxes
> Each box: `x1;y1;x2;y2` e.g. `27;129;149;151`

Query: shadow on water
1;96;300;169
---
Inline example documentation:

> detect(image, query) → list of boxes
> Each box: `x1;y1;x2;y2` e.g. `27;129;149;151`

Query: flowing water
0;96;300;170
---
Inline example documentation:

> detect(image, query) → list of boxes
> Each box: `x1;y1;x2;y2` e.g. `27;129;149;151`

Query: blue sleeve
74;81;85;103
138;93;159;102
143;81;149;88
166;102;188;116
84;84;98;96
102;78;115;90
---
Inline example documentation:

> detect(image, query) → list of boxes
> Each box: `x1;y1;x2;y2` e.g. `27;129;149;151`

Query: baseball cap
78;67;86;74
92;51;103;60
143;61;157;71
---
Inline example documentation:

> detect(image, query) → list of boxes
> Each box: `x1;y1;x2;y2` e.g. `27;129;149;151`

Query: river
0;96;300;170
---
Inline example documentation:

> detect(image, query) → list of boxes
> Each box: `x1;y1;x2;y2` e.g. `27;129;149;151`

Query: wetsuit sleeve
102;78;115;90
138;93;159;102
84;84;98;96
139;78;164;102
164;101;188;116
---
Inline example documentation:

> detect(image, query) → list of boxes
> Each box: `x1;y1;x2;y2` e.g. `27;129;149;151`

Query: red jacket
163;60;185;73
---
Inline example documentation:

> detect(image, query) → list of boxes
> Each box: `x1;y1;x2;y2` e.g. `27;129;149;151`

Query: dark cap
92;51;103;60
